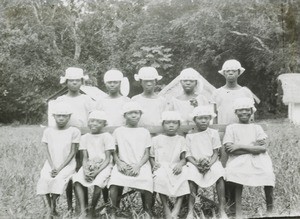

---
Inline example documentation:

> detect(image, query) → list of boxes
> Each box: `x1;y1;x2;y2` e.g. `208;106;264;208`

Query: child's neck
126;123;138;128
56;125;68;130
224;81;240;89
67;90;80;97
196;127;207;132
142;91;156;98
108;91;121;98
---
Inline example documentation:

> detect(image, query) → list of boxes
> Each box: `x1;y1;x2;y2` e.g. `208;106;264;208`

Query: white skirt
225;153;275;187
37;161;76;195
108;162;153;193
186;161;225;188
153;163;190;197
72;164;113;188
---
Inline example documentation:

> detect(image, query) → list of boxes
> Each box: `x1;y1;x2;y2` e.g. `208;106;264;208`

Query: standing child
73;110;115;217
37;102;80;217
150;111;190;218
223;97;275;217
185;106;226;218
212;60;255;125
108;101;153;218
131;67;167;126
96;69;130;127
168;68;209;125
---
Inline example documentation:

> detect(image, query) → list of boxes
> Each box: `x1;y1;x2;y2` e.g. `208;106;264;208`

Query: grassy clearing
0;120;300;218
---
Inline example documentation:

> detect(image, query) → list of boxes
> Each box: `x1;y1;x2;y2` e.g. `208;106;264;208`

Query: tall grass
0;120;300;218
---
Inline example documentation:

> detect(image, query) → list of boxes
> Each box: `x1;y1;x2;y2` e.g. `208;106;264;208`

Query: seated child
108;101;153;217
186;106;226;218
223;97;275;217
150;111;190;218
168;68;209;125
73;110;115;217
131;67;167;126
37;102;80;216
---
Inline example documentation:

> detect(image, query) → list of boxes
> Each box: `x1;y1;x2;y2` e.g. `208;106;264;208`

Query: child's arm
208;148;219;167
130;148;150;176
113;145;129;174
56;143;78;173
225;143;266;155
43;142;55;170
149;156;160;171
186;155;198;167
173;152;187;175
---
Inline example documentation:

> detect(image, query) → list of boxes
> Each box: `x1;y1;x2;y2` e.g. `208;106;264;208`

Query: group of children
37;59;275;218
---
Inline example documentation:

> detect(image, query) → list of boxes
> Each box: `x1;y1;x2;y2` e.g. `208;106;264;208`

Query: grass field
1;119;300;218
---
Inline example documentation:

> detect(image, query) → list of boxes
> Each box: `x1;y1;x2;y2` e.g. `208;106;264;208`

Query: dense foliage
0;0;299;123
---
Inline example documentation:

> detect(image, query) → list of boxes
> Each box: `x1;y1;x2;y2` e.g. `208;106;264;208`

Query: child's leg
234;183;243;218
141;190;153;216
159;193;171;218
102;187;109;204
226;181;236;215
264;186;274;214
172;196;184;218
116;186;124;208
51;194;60;216
188;181;198;216
74;182;87;216
66;180;73;211
216;177;227;217
110;185;122;215
45;194;52;210
91;186;102;215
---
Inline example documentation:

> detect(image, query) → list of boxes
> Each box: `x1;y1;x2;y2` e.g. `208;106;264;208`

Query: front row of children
37;97;275;218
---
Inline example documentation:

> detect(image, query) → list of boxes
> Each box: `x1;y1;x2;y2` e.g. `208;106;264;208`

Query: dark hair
65;78;84;84
162;120;181;126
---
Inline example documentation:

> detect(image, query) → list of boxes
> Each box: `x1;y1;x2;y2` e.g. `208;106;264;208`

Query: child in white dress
223;97;275;217
108;101;154;218
186;106;226;218
150;111;190;218
211;60;255;125
168;68;209;125
73;111;115;217
37;102;80;217
131;67;167;126
96;69;130;127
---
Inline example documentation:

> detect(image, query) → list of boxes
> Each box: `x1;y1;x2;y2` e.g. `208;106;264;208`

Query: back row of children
38;59;275;218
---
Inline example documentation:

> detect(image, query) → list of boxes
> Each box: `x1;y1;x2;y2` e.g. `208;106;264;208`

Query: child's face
67;79;82;92
223;70;239;82
163;120;180;136
88;119;106;134
180;80;197;93
105;81;121;94
141;80;156;93
235;108;252;123
124;110;141;126
53;114;70;128
194;115;211;131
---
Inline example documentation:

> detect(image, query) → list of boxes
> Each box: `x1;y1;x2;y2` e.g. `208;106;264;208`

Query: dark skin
177;80;198;107
140;79;157;97
105;81;122;97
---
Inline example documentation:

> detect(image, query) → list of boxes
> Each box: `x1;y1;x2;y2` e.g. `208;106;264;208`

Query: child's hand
117;161;131;175
129;164;141;177
225;144;239;153
172;163;183;175
197;158;210;174
152;162;161;172
51;169;59;178
189;98;198;107
255;139;266;146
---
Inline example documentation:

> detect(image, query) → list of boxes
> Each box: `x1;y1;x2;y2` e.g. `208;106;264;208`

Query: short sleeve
223;125;234;145
185;135;192;157
79;134;87;150
71;128;81;143
211;129;222;149
144;129;152;149
255;125;268;140
41;128;49;143
85;95;96;113
242;87;255;99
103;133;116;151
112;129;119;145
196;94;209;105
179;136;187;153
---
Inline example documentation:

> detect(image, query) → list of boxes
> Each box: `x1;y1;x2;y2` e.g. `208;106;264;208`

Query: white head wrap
233;97;256;113
179;68;204;92
52;101;72;115
88;110;108;121
104;69;130;96
134;67;162;81
60;67;89;84
122;101;143;115
218;59;245;76
190;105;216;120
161;111;182;122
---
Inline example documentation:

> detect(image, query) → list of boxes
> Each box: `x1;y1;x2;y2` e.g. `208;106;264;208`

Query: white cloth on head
218;60;245;75
37;127;81;195
185;128;225;188
150;134;190;197
179;68;204;92
104;70;130;96
223;123;275;187
88;110;108;121
108;127;153;192
72;133;115;188
134;67;162;81
60;67;89;84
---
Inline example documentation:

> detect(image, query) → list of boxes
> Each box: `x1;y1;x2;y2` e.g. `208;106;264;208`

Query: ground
0;119;300;218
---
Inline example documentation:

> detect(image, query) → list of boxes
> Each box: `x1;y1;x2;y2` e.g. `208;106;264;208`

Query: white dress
37;127;81;195
168;95;209;125
108;127;153;192
131;94;167;126
72;133;115;188
211;86;253;124
96;96;130;126
186;128;225;188
150;134;190;197
223;124;275;187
